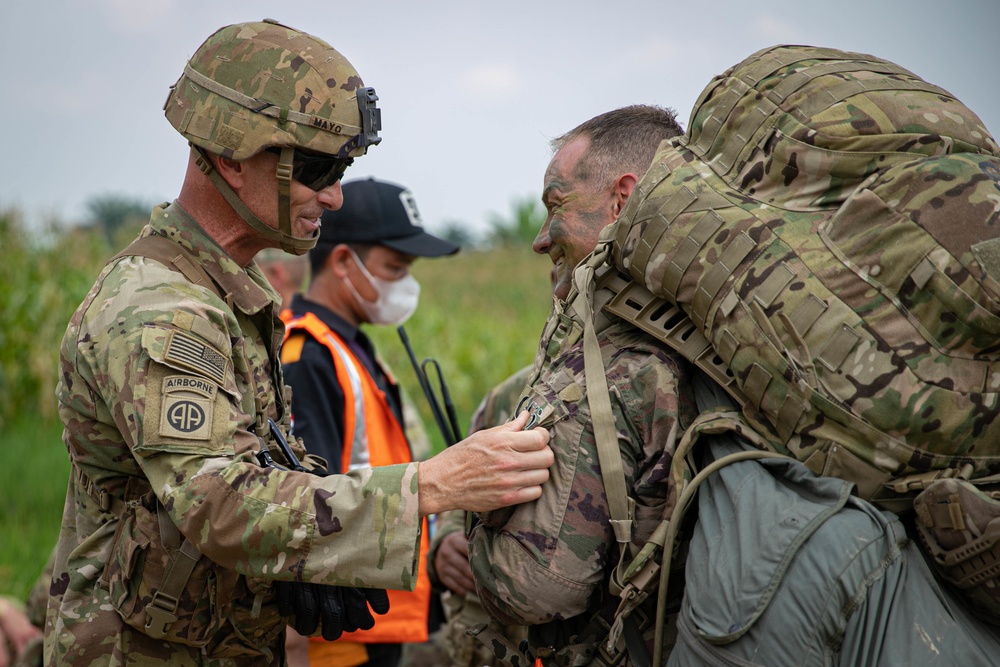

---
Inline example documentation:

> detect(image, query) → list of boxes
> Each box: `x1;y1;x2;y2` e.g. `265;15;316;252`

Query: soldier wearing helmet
44;19;552;666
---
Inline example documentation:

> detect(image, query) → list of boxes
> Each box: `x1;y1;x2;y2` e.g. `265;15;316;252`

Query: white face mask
346;248;420;325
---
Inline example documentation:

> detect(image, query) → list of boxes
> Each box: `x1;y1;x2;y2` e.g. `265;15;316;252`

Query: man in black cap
280;178;459;667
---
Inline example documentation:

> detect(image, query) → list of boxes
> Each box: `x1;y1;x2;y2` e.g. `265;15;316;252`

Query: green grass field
369;245;554;447
0;416;69;599
0;222;553;600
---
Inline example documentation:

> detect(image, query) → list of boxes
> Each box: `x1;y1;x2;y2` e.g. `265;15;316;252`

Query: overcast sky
2;0;998;240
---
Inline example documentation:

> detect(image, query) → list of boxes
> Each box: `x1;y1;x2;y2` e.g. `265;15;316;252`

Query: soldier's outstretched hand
418;411;552;516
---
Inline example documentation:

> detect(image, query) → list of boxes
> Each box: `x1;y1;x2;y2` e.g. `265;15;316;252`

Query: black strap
623;614;652;667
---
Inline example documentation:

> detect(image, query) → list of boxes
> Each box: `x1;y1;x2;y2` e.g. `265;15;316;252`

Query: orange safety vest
281;311;431;646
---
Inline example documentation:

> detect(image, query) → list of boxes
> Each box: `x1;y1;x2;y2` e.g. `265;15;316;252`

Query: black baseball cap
316;178;460;257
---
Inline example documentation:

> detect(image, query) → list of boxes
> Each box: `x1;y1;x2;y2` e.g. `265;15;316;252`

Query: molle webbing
572;256;635;549
603;44;1000;512
686;48;950;173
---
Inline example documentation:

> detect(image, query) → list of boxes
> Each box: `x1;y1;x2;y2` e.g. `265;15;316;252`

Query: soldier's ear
612;173;639;216
215;155;247;190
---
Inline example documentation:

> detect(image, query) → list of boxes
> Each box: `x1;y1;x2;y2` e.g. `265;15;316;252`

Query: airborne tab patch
163;330;229;385
159;374;216;440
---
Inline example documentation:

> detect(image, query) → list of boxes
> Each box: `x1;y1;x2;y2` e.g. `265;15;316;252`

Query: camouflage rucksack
602;44;1000;503
572;44;1000;632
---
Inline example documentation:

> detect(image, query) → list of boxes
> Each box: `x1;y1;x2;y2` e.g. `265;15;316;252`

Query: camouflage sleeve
69;261;422;590
467;327;691;625
142;454;421;587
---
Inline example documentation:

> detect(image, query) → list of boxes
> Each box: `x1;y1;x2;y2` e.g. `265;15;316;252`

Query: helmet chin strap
192;145;318;256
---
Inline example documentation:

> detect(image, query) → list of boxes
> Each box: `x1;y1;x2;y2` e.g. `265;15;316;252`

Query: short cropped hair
551;105;683;188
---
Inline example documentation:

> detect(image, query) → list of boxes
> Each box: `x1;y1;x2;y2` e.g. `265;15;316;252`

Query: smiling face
534;135;619;301
239;150;345;241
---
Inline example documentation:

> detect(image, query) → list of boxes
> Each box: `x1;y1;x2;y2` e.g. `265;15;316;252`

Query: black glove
278;581;390;640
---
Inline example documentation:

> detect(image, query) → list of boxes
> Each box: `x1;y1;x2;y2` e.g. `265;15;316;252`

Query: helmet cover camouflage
164;18;380;161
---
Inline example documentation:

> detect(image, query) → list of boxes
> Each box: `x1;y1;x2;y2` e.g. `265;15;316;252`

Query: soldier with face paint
467;105;692;667
471;47;1000;667
45;20;552;666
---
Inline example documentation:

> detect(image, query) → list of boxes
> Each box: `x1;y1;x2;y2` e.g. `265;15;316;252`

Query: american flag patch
163;330;229;385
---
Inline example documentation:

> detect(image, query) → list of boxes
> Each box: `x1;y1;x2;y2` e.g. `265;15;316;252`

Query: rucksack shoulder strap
114;234;226;302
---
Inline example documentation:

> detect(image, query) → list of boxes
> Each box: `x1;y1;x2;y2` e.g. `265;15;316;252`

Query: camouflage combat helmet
164;19;382;254
595;45;1000;507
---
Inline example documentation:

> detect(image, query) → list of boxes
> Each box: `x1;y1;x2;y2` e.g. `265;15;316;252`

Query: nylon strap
275;146;299;254
623;616;652;667
145;539;203;639
72;461;122;514
181;63;362;137
572;246;634;548
115;233;218;295
192;145;316;255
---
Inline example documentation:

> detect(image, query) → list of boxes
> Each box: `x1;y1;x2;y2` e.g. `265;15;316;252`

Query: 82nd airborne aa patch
159;375;217;440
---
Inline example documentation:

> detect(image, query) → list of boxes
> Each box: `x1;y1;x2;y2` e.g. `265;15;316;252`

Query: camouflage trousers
402;591;526;667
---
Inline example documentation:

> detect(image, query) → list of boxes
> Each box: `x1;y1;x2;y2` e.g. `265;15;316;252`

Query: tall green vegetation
0;208;108;598
0;200;555;598
369;244;552;449
0;208;112;429
485;195;547;248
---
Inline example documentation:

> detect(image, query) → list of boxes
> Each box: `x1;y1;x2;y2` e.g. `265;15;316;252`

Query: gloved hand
277;581;390;640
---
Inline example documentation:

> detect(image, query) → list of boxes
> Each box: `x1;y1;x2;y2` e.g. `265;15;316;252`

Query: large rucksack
561;44;1000;659
597;44;1000;507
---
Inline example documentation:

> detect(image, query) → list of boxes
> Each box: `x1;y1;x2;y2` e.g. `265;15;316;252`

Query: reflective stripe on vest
282;310;432;643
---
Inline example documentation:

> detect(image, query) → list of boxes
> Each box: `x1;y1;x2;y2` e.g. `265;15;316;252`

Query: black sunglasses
266;147;353;191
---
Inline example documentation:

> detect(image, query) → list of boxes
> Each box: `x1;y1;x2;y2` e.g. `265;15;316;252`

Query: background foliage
0;198;552;600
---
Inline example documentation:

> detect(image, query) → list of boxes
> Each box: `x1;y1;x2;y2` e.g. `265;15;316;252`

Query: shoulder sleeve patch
160;375;216;440
162;329;229;385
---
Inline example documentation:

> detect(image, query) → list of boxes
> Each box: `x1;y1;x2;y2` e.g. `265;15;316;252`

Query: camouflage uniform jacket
45;202;422;666
468;297;696;665
427;367;531;667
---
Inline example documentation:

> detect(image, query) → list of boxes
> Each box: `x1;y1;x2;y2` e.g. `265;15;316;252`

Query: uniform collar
148;201;278;315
